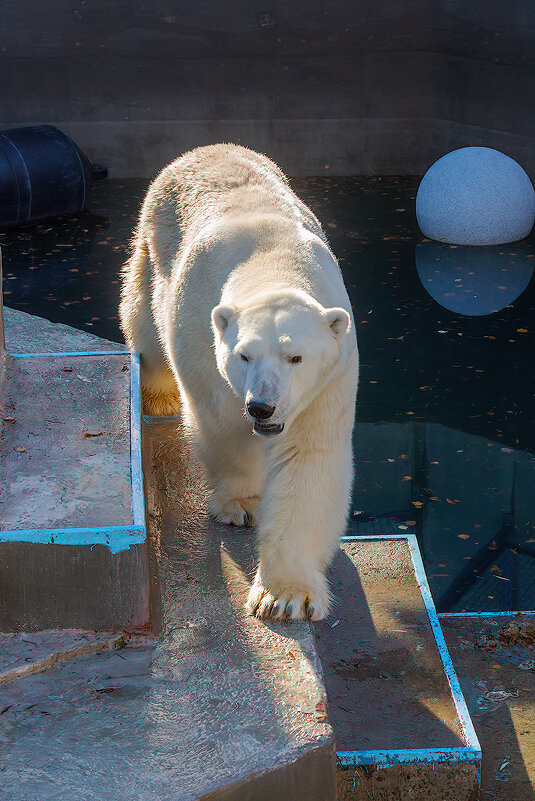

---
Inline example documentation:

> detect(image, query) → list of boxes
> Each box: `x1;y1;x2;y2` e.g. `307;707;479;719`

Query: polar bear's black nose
247;401;275;420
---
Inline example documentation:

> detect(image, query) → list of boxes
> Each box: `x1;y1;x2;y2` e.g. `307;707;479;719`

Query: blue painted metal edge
4;349;147;553
129;352;146;529
11;350;127;358
0;525;145;555
439;610;535;618
339;533;482;770
337;747;481;767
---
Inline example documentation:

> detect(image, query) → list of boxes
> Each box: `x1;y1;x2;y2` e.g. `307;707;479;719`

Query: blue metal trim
0;525;145;554
337;747;481;768
129;352;146;528
340;533;482;769
439;610;535;619
342;534;410;542
11;350;127;358
405;534;481;754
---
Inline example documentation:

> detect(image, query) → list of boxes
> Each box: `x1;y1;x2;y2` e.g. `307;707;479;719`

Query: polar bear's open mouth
253;422;285;436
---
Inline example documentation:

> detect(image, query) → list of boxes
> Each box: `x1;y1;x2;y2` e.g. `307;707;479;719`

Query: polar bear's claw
247;583;330;622
210;494;260;528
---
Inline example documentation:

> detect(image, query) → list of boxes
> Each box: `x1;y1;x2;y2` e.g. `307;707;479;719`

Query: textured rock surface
3;305;126;354
416;147;535;245
0;415;336;800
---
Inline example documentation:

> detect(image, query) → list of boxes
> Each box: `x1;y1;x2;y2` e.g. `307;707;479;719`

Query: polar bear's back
143;143;325;243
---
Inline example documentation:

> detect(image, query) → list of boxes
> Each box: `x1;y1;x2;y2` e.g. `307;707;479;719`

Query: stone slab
315;539;479;800
3;305;126;354
1;353;131;530
0;301;149;632
0;415;336;800
316;539;464;751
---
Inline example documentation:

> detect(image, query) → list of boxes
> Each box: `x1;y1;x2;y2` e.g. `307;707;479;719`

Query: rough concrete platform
3;305;127;355
1;353;131;530
316;540;479;800
0;416;336;801
443;614;535;801
0;302;149;632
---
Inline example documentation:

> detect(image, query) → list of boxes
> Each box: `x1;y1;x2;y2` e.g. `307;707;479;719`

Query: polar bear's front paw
209;493;260;527
246;576;331;622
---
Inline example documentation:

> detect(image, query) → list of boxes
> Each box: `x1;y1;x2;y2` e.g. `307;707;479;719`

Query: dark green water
3;175;535;612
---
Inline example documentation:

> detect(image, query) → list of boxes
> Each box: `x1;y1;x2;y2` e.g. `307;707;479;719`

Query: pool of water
2;175;535;613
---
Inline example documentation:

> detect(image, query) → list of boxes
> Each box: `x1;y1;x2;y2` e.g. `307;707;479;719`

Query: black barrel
0;125;107;229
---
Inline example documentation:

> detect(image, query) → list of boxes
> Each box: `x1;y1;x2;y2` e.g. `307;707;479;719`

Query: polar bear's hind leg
120;239;181;417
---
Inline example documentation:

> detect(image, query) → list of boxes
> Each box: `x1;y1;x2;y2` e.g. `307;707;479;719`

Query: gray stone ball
416;147;535;246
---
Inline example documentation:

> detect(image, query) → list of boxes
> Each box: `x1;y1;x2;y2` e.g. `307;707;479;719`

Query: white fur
120;143;359;621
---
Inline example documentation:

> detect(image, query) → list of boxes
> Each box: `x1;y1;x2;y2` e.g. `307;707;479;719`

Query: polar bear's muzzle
253;421;285;437
246;400;284;436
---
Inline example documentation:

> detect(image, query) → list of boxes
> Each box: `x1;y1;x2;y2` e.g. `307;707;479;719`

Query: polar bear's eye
240;353;249;362
289;355;302;364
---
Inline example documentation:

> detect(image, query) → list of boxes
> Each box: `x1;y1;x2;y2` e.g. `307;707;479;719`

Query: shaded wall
1;1;534;177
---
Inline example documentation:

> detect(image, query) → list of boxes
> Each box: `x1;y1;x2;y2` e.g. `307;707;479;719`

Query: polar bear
120;144;359;621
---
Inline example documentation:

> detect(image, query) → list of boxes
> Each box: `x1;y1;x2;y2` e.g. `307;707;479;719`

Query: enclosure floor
0;416;336;801
1;353;131;530
316;539;464;751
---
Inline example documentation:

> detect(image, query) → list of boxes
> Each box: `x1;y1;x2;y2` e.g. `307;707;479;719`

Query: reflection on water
350;422;535;612
415;241;534;316
2;175;535;612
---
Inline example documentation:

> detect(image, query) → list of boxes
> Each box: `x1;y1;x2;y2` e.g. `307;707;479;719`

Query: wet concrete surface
443;615;535;801
0;306;150;632
0;415;337;800
316;540;463;751
1;353;131;530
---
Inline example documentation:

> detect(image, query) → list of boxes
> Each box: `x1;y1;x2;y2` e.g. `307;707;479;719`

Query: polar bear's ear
211;304;236;335
325;307;350;339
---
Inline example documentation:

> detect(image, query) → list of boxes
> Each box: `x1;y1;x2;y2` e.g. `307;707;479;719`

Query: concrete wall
1;1;534;177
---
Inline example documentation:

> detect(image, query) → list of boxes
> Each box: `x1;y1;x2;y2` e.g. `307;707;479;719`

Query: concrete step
316;537;481;799
0;292;149;632
0;416;336;801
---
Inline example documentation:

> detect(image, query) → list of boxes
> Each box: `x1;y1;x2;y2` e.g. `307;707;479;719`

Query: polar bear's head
211;289;351;437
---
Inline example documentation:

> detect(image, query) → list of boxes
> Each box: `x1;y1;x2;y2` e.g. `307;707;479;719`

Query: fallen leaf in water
458;534;470;540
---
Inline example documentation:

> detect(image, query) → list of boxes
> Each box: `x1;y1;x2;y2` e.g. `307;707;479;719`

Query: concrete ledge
3;305;127;354
0;415;336;800
1;306;149;632
315;536;480;800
